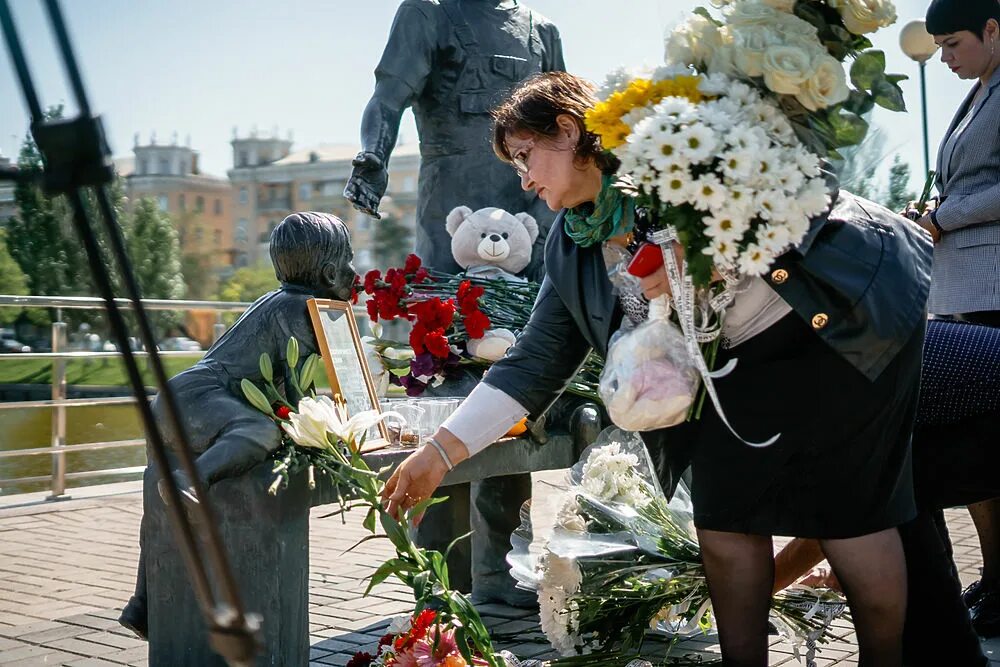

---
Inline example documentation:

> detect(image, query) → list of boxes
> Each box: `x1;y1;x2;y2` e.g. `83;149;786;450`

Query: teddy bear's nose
489;234;502;242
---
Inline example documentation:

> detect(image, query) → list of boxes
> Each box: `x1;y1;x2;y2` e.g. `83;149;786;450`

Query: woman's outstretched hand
382;430;470;521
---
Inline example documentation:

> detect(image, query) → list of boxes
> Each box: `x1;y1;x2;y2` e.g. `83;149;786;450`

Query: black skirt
682;312;922;539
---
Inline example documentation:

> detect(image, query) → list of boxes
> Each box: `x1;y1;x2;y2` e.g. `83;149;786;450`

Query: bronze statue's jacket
482;187;933;493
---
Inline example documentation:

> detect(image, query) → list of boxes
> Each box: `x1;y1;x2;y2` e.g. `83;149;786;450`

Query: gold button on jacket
811;313;829;329
771;269;789;284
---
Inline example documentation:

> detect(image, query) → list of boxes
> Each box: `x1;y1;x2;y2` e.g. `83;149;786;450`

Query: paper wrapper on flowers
507;428;848;661
599;298;698;431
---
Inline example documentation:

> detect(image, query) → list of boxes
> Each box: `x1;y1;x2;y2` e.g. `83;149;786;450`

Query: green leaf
692;6;722;27
886;73;909;85
850;50;887;91
258;352;273;383
363;506;377;533
828;109;869;147
340;532;388;556
444;531;474;562
843;89;875;116
872;78;907;112
364;558;412;596
240;379;274;416
408;495;449;522
286;336;300;369
412;570;431;600
379;510;411;552
298;354;321;392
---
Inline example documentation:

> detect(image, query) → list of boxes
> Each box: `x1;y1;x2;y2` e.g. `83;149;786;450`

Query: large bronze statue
345;0;566;607
344;0;565;278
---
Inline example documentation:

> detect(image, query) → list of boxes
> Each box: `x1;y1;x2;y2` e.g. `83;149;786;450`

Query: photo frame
307;298;389;444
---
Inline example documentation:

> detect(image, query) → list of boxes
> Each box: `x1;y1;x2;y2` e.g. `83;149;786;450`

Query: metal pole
48;307;68;500
920;61;930;176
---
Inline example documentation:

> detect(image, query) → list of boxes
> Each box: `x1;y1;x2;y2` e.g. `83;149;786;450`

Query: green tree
0;229;30;325
127;198;185;300
217;266;278;302
127;197;185;333
883;154;916;214
5;107;126;328
373;212;414;269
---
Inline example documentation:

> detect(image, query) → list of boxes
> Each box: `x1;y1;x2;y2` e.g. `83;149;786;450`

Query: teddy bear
445;205;539;361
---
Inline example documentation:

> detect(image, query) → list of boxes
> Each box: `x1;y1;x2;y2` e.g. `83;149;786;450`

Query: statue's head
270;212;357;300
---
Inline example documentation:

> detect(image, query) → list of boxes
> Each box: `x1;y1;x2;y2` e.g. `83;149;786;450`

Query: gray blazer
929;66;1000;315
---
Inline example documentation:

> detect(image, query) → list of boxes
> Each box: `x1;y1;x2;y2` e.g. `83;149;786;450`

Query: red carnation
413;267;430;284
409;322;429;355
274;405;292;420
404;253;422;274
350;275;362;304
366;299;379;322
463;309;491;339
363;270;381;294
424;329;451;358
410;298;455;332
346;652;375;667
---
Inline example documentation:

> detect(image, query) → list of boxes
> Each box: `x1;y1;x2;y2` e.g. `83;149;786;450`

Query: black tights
698;527;907;667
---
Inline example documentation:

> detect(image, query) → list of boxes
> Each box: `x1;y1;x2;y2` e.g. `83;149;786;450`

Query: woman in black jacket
384;72;933;666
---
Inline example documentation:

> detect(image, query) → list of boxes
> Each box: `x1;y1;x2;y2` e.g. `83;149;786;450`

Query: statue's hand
157;469;200;508
344;151;388;219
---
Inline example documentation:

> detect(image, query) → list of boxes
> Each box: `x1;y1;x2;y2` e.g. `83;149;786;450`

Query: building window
195;196;204;212
214;199;222;215
239;187;248;204
298;183;311;202
157;194;168;212
236;218;249;244
238;151;249;167
321;181;340;196
159;158;169;174
138;159;147;175
194;227;204;242
214;230;222;246
178;194;186;212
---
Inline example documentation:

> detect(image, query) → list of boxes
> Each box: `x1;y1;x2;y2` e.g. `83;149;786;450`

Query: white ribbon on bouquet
650;227;780;448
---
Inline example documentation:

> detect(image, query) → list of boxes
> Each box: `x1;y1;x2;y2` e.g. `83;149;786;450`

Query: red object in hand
626;243;664;278
275;405;292;420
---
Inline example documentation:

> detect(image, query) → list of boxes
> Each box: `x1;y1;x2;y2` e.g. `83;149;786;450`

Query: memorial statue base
145;463;310;666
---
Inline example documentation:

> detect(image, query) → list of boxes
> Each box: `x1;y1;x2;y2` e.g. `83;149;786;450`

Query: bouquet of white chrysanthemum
509;430;849;666
603;71;830;285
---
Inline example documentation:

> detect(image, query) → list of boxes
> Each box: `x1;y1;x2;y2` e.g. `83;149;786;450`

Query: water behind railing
0;295;251;497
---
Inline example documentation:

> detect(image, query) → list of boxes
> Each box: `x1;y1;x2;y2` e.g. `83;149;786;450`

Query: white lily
282;395;402;450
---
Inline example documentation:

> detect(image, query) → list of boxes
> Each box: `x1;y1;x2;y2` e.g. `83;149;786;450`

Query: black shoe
969;588;1000;639
962;579;987;609
118;596;148;641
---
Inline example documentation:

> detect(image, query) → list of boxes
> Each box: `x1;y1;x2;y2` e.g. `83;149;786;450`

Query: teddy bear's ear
514;212;539;244
446;206;474;237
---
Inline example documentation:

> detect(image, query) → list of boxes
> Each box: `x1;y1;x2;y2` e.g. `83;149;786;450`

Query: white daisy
738;243;774;276
692;173;728;211
676;123;719;163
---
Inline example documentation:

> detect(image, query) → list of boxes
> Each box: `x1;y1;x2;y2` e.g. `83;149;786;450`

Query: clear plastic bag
598;296;699;431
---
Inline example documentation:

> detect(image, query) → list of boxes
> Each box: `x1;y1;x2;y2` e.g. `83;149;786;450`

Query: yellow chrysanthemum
585;75;707;149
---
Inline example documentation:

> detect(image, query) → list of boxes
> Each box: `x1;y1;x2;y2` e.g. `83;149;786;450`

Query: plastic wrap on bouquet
507;428;847;665
599;297;699;431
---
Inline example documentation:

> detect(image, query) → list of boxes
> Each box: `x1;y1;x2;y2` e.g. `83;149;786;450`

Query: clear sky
0;0;967;191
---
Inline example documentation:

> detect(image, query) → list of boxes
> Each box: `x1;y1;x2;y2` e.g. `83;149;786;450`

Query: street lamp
900;20;940;177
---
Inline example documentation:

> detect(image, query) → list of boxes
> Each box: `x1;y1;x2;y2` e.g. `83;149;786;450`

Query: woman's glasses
510;141;534;177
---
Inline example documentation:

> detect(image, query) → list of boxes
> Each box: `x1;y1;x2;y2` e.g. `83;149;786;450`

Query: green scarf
564;174;635;248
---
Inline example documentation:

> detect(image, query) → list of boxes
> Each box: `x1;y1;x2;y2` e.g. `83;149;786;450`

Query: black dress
682;312;923;539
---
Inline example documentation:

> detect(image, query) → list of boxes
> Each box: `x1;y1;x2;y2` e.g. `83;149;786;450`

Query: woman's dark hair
926;0;1000;39
270;211;352;287
492;71;619;173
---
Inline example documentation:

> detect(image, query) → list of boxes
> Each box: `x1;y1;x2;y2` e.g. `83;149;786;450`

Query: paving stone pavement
0;476;998;666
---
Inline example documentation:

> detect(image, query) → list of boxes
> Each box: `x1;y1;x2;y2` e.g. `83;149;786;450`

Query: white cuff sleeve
440;382;528;457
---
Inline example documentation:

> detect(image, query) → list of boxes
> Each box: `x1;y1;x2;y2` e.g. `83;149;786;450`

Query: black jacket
482;189;933;493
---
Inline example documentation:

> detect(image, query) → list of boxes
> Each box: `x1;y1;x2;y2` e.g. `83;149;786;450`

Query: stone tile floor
0;475;998;666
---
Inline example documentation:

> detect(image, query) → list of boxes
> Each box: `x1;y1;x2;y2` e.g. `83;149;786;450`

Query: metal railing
0;295;252;499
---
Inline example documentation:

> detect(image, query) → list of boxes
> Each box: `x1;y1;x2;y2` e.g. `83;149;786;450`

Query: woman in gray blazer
917;0;1000;324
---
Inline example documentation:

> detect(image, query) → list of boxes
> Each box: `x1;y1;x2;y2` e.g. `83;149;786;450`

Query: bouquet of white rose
508;429;848;666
